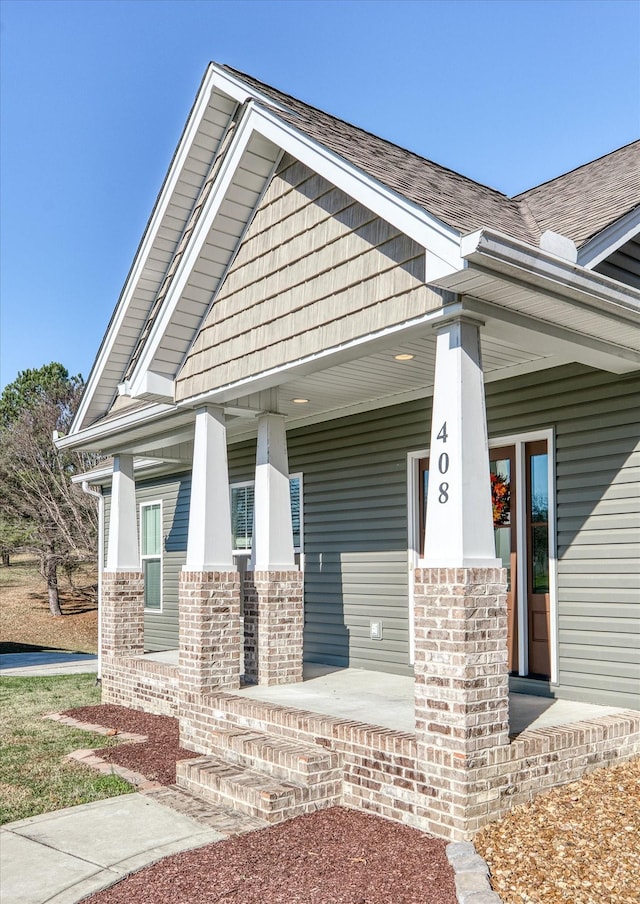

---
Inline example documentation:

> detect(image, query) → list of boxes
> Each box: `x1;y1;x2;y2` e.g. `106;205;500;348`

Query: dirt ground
0;558;98;654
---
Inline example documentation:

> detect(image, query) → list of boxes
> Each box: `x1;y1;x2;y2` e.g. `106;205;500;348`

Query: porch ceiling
228;330;553;440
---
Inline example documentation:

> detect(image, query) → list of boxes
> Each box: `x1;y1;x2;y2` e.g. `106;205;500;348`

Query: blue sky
1;0;638;391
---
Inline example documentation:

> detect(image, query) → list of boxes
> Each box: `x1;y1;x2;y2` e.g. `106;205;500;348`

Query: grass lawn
0;557;98;654
0;674;133;825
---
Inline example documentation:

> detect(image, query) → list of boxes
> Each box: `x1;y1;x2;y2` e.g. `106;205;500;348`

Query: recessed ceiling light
394;353;415;361
292;398;309;404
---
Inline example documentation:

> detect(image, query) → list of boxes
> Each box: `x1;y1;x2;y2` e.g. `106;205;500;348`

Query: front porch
140;652;633;737
105;648;640;839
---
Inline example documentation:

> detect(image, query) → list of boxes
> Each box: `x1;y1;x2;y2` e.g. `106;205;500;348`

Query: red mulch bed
84;806;457;904
62;704;195;785
64;705;457;903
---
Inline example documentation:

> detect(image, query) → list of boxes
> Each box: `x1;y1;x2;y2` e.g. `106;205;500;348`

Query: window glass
141;503;161;556
141;503;161;610
143;559;161;609
231;477;301;551
490;456;512;590
231;484;254;551
530;453;549;593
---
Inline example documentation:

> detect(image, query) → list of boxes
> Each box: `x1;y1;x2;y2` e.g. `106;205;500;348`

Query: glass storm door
489;447;518;673
490;441;551;679
525;440;551;678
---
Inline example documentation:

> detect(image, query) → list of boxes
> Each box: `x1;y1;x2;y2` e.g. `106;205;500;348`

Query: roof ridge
514;138;640;199
221;63;516;204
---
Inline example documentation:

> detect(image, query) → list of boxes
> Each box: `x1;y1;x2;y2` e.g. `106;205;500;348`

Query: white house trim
578;206;640;269
459;229;640;318
184;406;235;571
250;413;297;572
105;454;139;571
251;105;462;281
128;111;280;397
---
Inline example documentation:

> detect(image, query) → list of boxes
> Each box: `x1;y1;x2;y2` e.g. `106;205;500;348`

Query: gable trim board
578;205;640;269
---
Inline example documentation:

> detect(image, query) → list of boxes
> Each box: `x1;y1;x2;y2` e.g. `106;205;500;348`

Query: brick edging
446;842;503;904
45;711;162;792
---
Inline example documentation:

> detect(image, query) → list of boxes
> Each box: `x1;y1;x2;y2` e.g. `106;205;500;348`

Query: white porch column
184;406;234;571
245;413;302;686
106;454;139;570
252;413;296;571
423;316;499;567
414;314;509;841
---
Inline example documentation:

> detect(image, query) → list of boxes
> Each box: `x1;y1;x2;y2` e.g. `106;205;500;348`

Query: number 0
438;452;449;474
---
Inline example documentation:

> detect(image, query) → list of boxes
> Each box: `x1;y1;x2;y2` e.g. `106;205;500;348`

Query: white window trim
140;500;163;613
407;429;558;684
229;473;304;563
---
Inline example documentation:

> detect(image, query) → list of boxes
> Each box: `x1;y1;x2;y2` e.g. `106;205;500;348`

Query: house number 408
436;422;449;503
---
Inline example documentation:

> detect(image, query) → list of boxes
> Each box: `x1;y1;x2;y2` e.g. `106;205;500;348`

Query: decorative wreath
491;472;511;527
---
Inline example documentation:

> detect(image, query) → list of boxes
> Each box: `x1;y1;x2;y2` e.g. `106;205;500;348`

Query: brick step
144;786;270;835
206;727;341;784
176;754;342;824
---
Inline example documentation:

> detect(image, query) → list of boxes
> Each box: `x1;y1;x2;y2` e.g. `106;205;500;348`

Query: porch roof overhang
433;228;640;375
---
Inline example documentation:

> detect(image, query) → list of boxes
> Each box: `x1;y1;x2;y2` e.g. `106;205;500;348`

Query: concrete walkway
0;653;98;677
0;794;224;904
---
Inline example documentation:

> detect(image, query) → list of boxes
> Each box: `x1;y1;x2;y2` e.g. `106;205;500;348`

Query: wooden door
525;440;551;678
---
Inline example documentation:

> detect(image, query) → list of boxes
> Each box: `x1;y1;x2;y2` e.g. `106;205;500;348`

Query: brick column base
179;571;241;693
243;570;303;686
101;570;144;659
414;566;509;839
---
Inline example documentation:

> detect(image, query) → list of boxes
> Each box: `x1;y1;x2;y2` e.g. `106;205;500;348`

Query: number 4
437;422;448;443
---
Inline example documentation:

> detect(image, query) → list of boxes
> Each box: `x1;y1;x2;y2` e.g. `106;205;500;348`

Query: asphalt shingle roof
516;140;640;247
223;64;639;250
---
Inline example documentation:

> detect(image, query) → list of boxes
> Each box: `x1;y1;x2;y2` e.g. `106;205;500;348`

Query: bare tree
0;365;100;616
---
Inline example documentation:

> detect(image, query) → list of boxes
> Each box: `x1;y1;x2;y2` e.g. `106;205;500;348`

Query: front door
416;436;552;679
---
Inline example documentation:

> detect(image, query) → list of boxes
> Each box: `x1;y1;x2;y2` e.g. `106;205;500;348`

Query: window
230;475;303;553
140;502;162;610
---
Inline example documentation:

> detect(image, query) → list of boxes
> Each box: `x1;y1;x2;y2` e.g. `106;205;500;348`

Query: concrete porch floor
144;653;632;736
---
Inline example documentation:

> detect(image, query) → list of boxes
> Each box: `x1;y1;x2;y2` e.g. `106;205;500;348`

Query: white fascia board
71;457;172;485
205;63;293;113
459;229;640;320
461;295;640;372
55;402;175;452
577;206;640;269
252;106;462;280
128;108;268;396
72;70;238;436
